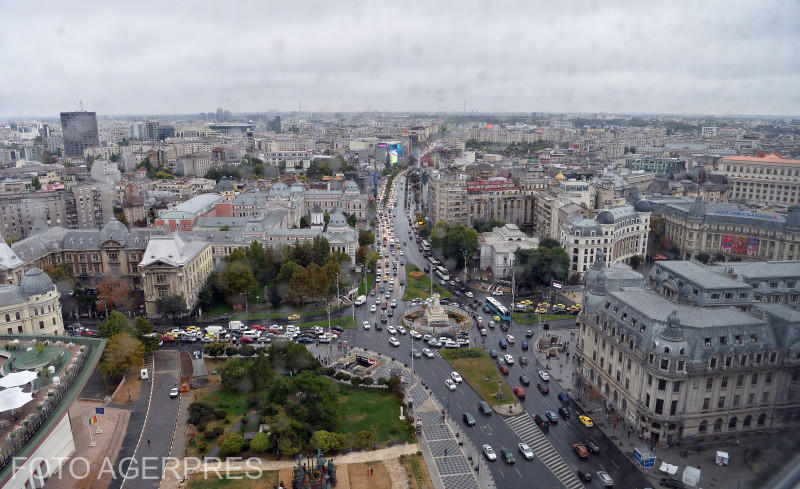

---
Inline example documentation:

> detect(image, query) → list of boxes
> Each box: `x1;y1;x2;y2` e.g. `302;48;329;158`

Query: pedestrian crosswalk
506;413;585;489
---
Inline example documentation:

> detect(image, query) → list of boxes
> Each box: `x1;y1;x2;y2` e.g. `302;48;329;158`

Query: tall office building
60;111;99;157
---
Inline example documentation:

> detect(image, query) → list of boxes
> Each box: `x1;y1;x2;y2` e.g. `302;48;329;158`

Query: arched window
757;413;767;426
4;314;8;322
728;417;737;429
15;312;20;320
743;415;752;427
713;418;723;432
698;420;708;433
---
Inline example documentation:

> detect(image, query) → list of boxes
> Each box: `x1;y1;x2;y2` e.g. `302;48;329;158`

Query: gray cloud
1;0;798;117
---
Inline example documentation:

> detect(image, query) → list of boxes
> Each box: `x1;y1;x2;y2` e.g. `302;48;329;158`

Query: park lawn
198;388;251;417
338;386;413;445
187;471;278;489
403;265;454;301
439;348;515;407
513;313;577;324
293;316;356;329
204;302;233;317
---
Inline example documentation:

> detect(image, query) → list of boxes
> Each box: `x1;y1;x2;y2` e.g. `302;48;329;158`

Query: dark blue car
499;339;508;349
521;341;528;350
558;392;570;403
297;337;314;344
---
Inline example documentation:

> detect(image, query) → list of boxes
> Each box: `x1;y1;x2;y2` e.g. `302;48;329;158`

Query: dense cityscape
1;2;799;489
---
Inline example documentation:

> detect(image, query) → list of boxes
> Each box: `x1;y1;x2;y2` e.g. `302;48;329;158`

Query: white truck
228;320;244;331
354;295;367;306
205;325;224;337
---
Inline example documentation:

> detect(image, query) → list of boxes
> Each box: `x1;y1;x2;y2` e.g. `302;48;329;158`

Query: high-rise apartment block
715;154;800;206
59;111;99;157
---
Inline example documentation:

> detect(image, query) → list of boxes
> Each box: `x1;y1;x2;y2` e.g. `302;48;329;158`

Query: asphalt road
333;175;652;489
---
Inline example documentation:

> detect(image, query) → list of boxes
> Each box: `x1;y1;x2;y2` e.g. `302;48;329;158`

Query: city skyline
0;0;798;118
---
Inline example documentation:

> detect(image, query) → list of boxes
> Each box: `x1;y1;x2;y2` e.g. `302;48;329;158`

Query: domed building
0;267;63;336
559;203;651;276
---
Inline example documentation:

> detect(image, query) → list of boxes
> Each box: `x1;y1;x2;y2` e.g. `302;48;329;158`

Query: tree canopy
429;222;479;269
514;244;570;291
98;332;144;380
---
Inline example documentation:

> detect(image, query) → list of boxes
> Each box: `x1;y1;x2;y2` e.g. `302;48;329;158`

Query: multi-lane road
333;172;652;489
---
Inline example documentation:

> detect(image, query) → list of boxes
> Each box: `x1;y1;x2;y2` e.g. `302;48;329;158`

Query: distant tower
60;111;99;157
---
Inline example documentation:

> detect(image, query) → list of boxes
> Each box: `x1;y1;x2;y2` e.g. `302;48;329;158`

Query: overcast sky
1;0;798;118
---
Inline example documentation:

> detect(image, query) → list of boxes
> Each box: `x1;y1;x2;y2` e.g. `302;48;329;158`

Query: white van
354;295;367;306
205;325;224;336
242;330;259;339
228;320;244;331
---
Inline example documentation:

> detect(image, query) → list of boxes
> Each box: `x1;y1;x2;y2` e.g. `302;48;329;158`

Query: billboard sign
721;235;759;256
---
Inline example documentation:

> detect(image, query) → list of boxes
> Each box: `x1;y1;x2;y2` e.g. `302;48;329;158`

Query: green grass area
403;264;454;301
513;313;578;324
400;454;434;489
293;315;357;329
440;348;515;407
359;272;376;296
204;302;234;317
339;386;413;444
187;472;278;489
199;388;251;417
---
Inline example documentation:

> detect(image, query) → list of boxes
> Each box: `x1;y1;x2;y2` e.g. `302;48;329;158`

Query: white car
387;325;397;335
445;379;457;391
518;443;534;460
493;289;503;296
363;321;371;330
391;299;397;308
410;330;422;339
506;335;515;344
538;370;551;381
450;371;463;383
465;291;474;298
388;336;400;347
270;324;283;332
596;471;614;487
427;339;441;348
422;348;435;358
482;444;497;461
503;354;514;365
396;325;407;335
370;304;377;313
169;387;179;398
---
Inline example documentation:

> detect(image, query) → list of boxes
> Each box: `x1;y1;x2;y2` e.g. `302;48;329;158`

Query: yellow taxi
287;313;301;320
535;307;548;314
578;415;594;428
492;315;501;322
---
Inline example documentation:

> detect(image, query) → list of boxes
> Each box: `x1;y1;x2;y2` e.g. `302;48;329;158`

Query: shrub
197;424;206;433
225;346;239;357
214;409;227;419
188;401;215;425
356;430;375;449
361;377;374;386
376;377;388;385
198;441;208;453
247;394;259;406
239;345;256;357
219;433;244;457
250;432;272;453
350;376;362;387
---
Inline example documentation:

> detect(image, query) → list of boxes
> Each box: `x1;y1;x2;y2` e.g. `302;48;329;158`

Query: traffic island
439;348;519;412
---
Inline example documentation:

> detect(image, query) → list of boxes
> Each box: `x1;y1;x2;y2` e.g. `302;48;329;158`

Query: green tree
219;357;250;392
278;437;298;457
310;430;345;452
323;212;330;225
31;177;41;190
5;235;21;245
219;433;244;457
157;294;188;318
346;214;357;227
204;341;227;357
268;285;282;306
311;235;331;266
250;432;272;453
288;371;341;431
539;237;560;249
98;332;144;380
277;261;302;283
98;311;133;338
358;231;375;247
220;261;257;299
629;255;643;270
429;222;479;269
134;316;160;352
299;216;310;228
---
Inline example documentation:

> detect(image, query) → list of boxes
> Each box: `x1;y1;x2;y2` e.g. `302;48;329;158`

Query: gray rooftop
654;261;752;290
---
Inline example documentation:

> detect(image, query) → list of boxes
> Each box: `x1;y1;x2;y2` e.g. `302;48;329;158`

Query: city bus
435;266;449;281
485;296;511;322
427;256;439;267
421;240;431;253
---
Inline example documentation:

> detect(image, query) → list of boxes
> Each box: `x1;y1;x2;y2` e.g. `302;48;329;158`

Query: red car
537;383;550;394
513;386;526;399
251;324;265;331
499;364;509;375
239;336;254;344
161;334;175;342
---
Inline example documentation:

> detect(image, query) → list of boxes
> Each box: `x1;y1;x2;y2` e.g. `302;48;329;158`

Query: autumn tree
96;278;132;313
98;332;144;380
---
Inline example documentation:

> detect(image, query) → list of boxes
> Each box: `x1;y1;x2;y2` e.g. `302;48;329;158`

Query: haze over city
1;0;799;117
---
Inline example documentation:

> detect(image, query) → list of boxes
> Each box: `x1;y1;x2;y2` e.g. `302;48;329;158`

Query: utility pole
463;249;469;284
511;254;516;317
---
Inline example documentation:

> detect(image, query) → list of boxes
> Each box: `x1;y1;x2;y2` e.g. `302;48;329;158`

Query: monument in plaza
291;450;337;489
423;293;449;326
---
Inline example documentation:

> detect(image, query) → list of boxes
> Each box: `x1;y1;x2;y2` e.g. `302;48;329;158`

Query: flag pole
88;418;96;447
95;415;102;434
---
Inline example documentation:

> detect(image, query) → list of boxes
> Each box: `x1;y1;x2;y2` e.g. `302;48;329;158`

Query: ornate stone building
0;267;63;336
648;195;800;261
576;253;800;447
139;234;213;318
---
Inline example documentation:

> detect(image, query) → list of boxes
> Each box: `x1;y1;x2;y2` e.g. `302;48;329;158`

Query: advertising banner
721;235;759;256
